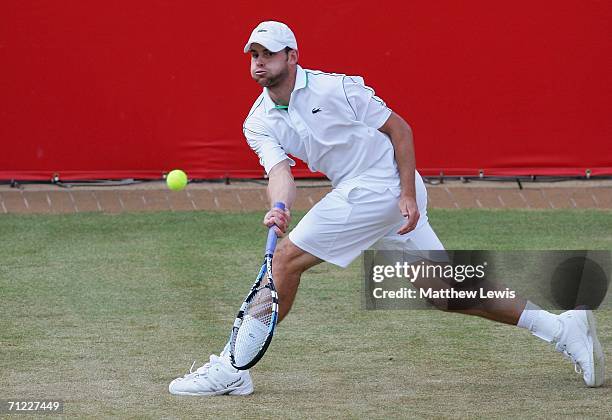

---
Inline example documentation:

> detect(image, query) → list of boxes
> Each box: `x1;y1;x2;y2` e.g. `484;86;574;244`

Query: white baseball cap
243;21;298;53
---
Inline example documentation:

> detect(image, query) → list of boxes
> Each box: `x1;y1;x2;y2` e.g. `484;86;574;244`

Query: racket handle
265;202;286;255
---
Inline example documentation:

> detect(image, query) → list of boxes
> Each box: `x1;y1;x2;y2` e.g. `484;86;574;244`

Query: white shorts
288;178;445;268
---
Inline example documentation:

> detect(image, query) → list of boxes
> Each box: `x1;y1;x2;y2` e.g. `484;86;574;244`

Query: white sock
517;301;562;342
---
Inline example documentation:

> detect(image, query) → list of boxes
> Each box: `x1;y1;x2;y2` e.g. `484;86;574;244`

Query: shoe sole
169;379;254;396
169;387;254;396
586;310;605;387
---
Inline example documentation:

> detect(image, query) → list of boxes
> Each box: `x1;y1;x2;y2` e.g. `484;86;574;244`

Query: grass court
1;209;610;418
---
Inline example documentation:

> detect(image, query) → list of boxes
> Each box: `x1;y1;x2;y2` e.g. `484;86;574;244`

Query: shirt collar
264;65;308;114
293;65;308;92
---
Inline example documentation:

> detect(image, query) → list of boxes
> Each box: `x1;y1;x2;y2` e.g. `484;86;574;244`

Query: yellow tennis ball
166;169;188;191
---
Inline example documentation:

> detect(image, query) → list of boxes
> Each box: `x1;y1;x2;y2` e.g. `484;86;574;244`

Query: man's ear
288;49;299;65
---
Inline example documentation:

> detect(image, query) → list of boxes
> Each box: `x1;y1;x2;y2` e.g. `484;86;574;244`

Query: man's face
249;43;291;88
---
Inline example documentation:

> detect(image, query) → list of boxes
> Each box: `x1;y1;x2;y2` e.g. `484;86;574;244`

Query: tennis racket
229;202;284;370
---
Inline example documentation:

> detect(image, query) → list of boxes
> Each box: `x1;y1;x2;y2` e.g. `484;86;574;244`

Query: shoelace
555;343;583;374
183;355;222;378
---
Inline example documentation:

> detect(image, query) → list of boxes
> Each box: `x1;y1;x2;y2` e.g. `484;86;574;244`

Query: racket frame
229;202;284;370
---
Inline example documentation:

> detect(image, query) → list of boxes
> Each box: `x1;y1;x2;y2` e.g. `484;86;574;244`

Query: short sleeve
343;75;392;129
243;118;296;174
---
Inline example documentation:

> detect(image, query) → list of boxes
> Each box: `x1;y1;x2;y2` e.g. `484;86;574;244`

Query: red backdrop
1;1;611;180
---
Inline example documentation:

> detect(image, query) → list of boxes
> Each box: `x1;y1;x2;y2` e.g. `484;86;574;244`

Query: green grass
0;209;610;418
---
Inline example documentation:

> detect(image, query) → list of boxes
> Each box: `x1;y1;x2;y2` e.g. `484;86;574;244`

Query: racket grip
265;202;286;255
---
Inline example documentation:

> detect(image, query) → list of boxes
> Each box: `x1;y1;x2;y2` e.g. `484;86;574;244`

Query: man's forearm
394;128;416;199
381;113;417;198
267;160;297;209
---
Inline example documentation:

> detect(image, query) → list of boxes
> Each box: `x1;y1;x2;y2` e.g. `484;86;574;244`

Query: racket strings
232;286;274;367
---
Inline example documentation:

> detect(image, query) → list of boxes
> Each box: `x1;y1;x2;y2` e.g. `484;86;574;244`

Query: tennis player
168;21;604;395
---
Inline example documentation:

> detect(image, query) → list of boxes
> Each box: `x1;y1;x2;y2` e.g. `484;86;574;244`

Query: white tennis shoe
168;354;254;396
553;310;605;387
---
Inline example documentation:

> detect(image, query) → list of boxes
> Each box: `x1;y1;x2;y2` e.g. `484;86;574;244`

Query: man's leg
408;259;604;387
272;238;323;322
378;211;604;388
168;237;322;396
379;222;560;335
409;264;528;325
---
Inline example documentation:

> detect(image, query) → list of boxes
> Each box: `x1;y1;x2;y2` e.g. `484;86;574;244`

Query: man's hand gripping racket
229;202;284;370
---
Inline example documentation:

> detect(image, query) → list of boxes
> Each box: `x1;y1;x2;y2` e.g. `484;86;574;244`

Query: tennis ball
166;169;188;191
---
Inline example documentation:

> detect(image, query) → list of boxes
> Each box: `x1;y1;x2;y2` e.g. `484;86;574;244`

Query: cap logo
257;29;268;32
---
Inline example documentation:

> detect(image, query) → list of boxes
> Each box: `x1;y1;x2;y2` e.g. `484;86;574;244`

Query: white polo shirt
243;65;401;192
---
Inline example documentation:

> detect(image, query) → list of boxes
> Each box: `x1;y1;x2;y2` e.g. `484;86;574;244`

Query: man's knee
272;238;320;278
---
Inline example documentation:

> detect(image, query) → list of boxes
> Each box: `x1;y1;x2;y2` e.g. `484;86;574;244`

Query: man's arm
379;111;420;234
264;159;296;235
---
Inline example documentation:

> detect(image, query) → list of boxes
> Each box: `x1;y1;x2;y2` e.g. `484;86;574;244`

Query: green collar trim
269;67;307;111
